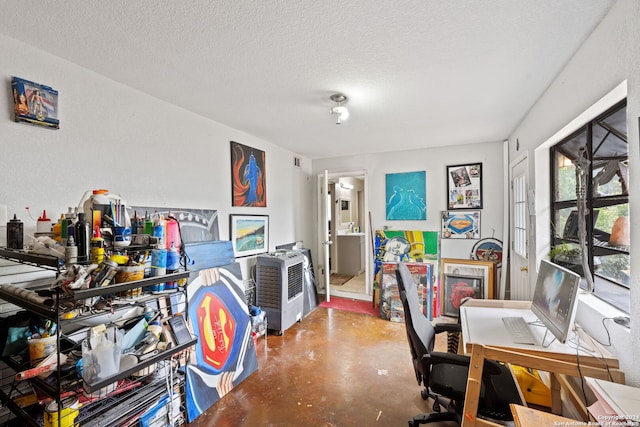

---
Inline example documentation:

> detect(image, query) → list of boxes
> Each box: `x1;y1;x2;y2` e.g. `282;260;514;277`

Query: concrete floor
188;305;448;426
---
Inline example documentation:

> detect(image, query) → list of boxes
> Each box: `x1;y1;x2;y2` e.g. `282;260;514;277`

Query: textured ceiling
0;1;615;159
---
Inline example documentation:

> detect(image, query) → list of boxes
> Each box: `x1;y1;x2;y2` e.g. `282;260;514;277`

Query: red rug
319;296;380;317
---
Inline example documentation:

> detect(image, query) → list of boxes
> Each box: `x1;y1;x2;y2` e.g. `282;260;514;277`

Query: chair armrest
424;352;504;376
433;323;462;334
425;351;470;367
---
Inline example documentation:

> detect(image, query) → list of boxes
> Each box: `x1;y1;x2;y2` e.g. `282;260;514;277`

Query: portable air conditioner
256;251;305;335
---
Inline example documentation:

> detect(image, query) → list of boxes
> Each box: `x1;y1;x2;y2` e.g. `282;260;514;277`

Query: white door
510;154;531;300
317;170;332;302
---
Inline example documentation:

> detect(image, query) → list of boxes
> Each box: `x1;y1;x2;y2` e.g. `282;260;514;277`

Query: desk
460;299;623;427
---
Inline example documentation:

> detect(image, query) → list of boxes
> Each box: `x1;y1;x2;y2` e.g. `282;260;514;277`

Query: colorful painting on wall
446;163;482;209
185;263;258;423
11;76;59;129
230;141;266;207
385;171;426;220
374;229;440;319
441;210;480;239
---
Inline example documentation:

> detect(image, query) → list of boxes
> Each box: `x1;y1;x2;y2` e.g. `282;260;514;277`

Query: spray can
150;245;167;292
165;216;180;251
6;214;24;250
165;242;180;290
65;235;78;266
153;215;166;247
75;212;91;265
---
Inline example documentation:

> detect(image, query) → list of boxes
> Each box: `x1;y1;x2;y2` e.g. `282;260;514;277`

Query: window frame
548;99;629;313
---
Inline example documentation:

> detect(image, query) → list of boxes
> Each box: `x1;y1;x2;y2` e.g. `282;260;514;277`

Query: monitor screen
531;259;581;344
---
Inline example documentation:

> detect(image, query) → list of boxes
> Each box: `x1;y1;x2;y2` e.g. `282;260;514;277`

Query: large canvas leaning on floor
374;230;440;320
185;263;258;422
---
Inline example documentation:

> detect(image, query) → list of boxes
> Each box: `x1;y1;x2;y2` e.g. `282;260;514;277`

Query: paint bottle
66;207;77;243
60;214;68;246
75;212;91;265
6;214;24;250
90;227;105;265
143;214;154;236
36;210;52;234
65;235;78;266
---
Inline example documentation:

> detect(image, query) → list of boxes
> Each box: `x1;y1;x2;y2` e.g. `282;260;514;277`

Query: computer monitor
531;259;581;344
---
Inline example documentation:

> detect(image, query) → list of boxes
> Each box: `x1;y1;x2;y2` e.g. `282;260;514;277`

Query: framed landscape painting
229;214;269;257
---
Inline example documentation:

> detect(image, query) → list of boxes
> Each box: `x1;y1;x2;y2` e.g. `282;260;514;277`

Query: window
513;174;527;258
549;100;629;312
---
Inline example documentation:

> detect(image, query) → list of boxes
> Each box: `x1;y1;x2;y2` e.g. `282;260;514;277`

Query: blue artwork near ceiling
385;171;427;220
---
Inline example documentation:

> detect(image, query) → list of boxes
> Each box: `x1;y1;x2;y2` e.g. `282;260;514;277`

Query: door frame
509;151;532;300
316;169;370;301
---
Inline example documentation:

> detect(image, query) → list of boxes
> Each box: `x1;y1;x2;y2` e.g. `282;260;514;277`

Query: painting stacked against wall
185;263;259;422
374;230;440;321
440;258;497;317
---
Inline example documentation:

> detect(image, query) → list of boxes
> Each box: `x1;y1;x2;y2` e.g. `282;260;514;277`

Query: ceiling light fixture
340;182;354;190
330;93;349;124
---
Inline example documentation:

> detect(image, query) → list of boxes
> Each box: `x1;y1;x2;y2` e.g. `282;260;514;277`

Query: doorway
317;170;370;302
509;153;531;300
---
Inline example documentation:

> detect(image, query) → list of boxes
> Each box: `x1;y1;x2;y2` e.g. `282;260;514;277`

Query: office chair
396;263;523;426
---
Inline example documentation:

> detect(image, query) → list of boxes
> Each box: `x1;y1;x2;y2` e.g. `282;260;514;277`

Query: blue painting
385;171;427;220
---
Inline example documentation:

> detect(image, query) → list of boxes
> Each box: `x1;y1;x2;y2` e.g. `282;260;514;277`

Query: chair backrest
396;263;435;384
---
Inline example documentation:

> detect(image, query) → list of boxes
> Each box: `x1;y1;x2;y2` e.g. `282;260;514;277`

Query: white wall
507;0;640;385
312;141;504;275
0;35;313;275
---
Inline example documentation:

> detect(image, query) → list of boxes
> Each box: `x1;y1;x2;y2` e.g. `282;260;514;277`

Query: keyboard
502;316;537;345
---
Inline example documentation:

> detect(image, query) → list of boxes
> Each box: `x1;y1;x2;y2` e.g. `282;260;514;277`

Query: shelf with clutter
0;192;197;426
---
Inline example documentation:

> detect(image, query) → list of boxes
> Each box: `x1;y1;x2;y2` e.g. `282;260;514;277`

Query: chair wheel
421;389;429;400
432;400;441;413
408;422;416;427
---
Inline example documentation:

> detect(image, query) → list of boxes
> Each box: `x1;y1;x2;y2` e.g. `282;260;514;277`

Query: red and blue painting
231;141;266;207
185;263;258;422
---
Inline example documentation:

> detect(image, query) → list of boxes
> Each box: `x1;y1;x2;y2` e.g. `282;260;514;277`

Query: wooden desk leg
550;373;562;415
462;344;484;427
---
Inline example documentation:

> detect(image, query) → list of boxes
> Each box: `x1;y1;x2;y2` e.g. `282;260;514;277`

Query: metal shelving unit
0;248;196;426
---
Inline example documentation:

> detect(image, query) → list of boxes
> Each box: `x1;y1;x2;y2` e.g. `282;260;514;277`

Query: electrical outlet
0;204;7;225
